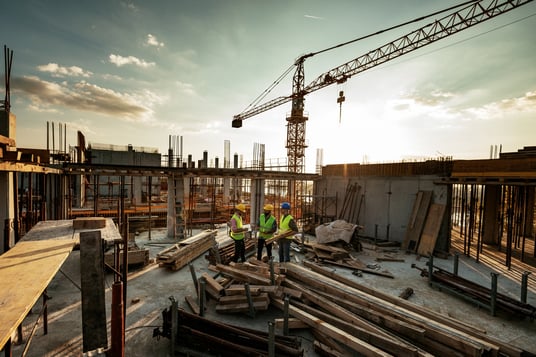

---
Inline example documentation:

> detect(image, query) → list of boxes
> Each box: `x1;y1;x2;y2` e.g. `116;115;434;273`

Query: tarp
315;220;358;244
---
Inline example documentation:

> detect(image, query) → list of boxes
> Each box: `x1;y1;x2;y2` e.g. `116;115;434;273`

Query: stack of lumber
205;231;255;265
275;261;529;357
202;259;289;314
156;230;217;270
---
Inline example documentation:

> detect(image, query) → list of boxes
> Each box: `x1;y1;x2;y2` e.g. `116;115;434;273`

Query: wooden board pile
205;231;255;265
156;230;217;270
277;261;529;357
189;258;530;356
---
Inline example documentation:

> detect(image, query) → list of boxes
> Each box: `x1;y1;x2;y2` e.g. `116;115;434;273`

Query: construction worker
256;203;277;261
278;202;298;263
229;203;248;263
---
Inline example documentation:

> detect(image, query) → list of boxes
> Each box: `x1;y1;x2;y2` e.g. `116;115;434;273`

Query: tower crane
232;0;533;175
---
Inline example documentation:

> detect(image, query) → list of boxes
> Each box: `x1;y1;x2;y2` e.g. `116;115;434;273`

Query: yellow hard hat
235;203;246;212
263;204;274;211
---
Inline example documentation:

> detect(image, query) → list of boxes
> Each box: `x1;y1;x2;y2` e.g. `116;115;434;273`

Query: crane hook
337;90;345;123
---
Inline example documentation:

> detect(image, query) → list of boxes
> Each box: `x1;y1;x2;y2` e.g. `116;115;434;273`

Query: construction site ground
7;227;536;357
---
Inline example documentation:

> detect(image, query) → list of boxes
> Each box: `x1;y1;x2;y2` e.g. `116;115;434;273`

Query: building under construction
1;0;536;354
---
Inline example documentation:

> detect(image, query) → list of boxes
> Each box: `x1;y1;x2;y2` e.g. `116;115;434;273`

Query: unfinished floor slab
6;227;536;356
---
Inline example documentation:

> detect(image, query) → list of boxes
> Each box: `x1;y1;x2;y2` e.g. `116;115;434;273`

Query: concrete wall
315;175;448;243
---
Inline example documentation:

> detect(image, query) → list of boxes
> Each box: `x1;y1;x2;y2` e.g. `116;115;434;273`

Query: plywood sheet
417;203;446;257
401;191;432;251
0;239;75;349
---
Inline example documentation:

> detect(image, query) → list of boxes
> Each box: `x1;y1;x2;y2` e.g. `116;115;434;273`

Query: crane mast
232;0;533;175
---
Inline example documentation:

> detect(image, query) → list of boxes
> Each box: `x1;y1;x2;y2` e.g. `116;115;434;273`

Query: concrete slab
6;227;536;357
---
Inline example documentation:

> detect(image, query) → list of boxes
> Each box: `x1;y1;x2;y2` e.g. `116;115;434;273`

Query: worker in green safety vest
256;203;277;261
229;203;248;263
278;202;298;263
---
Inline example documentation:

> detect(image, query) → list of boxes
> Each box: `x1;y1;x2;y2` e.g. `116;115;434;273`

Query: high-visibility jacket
258;214;276;239
280;214;294;240
230;213;245;240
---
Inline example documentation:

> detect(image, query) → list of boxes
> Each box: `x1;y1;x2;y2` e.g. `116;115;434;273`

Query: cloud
463;90;536;120
176;81;197;96
12;75;152;119
109;54;155;68
146;34;164;48
37;63;93;78
304;15;324;20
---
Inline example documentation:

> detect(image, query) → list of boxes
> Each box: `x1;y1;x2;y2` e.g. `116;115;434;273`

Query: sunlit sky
1;0;535;172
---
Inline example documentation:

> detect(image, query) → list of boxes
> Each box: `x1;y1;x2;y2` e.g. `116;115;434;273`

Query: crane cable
304;0;481;59
241;63;295;113
240;1;481;115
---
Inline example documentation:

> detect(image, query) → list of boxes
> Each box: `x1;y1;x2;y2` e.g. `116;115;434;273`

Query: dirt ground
6;227;536;356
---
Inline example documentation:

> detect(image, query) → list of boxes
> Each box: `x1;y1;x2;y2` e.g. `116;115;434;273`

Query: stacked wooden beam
276;262;529;357
207;259;289;314
156;230;217;270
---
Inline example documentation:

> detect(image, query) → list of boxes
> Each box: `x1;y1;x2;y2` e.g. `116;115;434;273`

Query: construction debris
156;230;217;270
414;263;536;319
314;219;360;244
154;303;303;357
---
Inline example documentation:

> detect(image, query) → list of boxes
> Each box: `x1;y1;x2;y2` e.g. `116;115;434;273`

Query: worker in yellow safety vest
256;203;277;261
229;203;248;263
278;202;298;262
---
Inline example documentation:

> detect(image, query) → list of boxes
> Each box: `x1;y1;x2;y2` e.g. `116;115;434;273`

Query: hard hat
281;202;291;210
235;203;246;212
263;204;274;211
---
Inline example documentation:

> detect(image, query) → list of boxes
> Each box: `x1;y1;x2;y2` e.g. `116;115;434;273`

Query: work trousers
256;238;273;261
278;239;291;262
232;239;246;263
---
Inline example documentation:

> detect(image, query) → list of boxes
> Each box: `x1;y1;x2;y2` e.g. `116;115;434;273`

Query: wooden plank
0;239;75;349
184;295;200;315
401;191;433;251
215;299;269;313
217;293;269;305
274;318;308;330
287;264;497;357
417;203;446;257
201;272;224;296
73;217;106;230
272;299;393;357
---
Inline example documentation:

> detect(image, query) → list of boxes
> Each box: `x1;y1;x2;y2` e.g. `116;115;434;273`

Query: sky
1;0;535;173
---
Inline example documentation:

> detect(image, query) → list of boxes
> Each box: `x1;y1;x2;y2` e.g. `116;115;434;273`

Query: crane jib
232;0;534;125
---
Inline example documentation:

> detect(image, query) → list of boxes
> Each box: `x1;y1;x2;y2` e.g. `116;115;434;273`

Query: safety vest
258;214;275;239
280;214;294;240
230;213;245;241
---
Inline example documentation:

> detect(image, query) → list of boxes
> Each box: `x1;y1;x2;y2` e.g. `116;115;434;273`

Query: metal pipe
428;255;434;287
110;281;125;357
269;257;275;285
268;321;275;357
283;295;290;336
453;253;459;276
521;271;531;304
199;277;206;317
490;272;499;316
189;263;198;296
244;283;255;317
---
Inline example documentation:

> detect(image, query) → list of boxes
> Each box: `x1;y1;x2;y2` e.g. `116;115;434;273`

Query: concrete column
0;172;15;252
132;177;142;205
167;175;185;239
482;185;500;245
250;179;265;227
